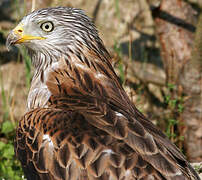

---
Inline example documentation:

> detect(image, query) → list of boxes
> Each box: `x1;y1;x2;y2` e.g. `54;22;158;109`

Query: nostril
18;29;22;33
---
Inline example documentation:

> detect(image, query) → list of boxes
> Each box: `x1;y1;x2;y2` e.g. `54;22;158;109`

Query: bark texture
151;0;201;161
180;13;202;161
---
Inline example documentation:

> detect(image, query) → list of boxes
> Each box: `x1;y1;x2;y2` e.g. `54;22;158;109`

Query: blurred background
0;0;201;179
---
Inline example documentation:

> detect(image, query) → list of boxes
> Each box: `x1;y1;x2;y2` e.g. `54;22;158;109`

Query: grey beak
6;31;19;51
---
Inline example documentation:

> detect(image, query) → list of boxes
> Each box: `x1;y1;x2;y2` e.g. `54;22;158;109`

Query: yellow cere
13;23;46;43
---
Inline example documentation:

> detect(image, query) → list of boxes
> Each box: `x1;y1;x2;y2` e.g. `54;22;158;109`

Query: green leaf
1;121;14;134
0;141;6;150
178;103;184;112
170;99;177;108
179;136;184;141
2;144;14;159
169;119;178;125
167;83;175;90
165;95;171;103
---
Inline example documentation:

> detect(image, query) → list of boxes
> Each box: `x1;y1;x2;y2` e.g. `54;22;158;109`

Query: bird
6;7;199;180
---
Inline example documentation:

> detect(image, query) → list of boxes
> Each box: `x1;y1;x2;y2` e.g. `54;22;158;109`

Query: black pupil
45;24;49;29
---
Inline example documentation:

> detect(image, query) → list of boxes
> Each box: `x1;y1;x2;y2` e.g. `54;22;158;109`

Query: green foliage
113;41;125;84
166;118;178;139
164;83;184;148
0;69;24;179
1;121;14;134
117;62;125;84
0;122;24;180
0;4;30;177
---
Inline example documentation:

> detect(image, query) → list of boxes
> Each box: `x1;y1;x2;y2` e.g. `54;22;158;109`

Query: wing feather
16;108;169;179
41;50;199;180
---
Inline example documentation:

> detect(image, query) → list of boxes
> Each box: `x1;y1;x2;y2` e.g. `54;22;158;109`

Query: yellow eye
40;21;54;32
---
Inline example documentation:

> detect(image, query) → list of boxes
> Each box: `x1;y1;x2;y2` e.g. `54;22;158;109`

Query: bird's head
6;7;104;62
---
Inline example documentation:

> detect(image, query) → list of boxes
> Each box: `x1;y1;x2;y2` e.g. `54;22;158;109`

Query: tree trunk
180;13;202;161
150;0;201;161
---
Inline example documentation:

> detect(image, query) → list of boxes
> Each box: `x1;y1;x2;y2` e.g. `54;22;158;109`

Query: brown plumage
6;7;199;180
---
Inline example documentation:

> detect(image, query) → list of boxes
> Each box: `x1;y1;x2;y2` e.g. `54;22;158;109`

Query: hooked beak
6;24;46;51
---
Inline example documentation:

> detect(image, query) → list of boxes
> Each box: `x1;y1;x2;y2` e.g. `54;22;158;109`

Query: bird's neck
26;49;59;110
29;50;57;72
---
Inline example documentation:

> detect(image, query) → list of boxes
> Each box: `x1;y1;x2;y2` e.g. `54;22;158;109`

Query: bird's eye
40;21;54;32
